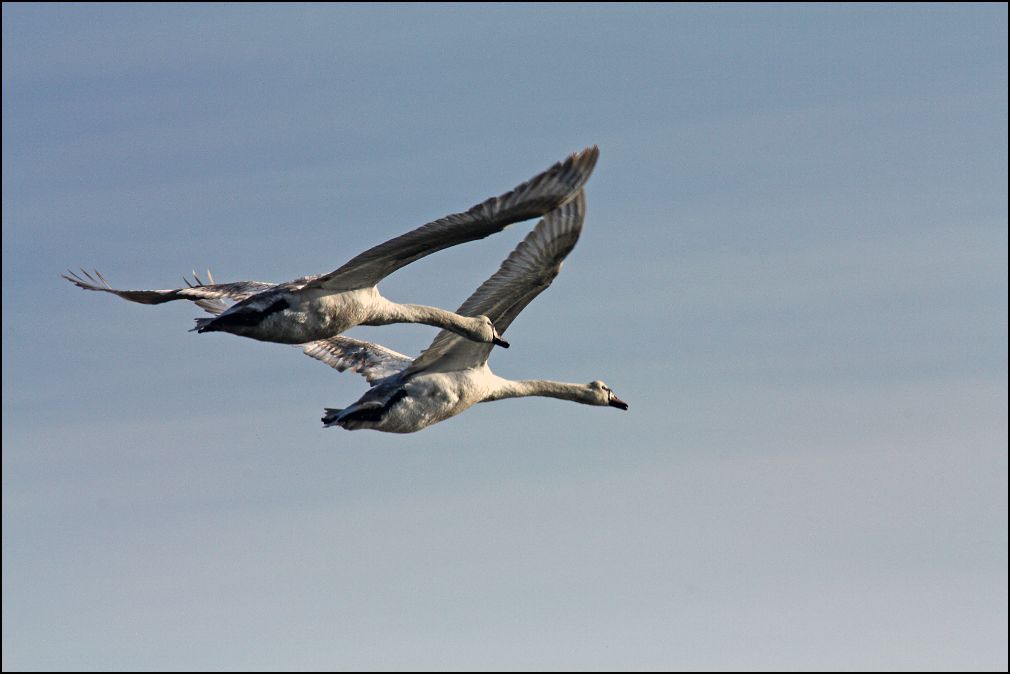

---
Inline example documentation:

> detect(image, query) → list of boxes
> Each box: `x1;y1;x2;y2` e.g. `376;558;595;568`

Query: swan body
191;284;492;345
64;147;599;346
303;190;628;434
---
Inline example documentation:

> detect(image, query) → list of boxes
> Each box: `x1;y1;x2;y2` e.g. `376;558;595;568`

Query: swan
63;146;599;346
301;189;628;433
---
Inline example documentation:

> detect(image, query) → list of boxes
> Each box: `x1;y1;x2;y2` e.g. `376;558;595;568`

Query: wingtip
62;268;99;290
575;145;600;166
555;145;599;193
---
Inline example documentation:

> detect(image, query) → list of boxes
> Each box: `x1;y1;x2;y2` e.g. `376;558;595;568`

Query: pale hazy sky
3;4;1007;670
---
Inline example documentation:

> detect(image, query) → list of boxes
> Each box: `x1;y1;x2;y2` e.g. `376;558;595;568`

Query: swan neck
495;379;589;403
379;302;470;331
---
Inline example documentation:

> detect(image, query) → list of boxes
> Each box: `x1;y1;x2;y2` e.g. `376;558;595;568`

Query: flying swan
300;189;628;433
63;147;599;346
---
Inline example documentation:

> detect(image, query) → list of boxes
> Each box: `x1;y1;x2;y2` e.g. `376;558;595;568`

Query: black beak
608;396;629;411
493;336;510;348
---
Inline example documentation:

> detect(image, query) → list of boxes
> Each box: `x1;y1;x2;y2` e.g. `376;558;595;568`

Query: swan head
588;380;629;410
470;315;510;348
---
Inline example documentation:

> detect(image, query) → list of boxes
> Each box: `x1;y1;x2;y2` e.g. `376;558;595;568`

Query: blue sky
3;4;1007;670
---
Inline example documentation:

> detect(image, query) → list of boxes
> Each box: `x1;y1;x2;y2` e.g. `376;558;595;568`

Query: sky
2;3;1007;670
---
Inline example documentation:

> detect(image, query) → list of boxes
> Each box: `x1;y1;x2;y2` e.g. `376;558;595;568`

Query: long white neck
488;379;595;405
368;301;475;334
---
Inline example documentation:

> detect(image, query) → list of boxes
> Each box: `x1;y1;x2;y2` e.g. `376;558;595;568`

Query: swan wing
301;335;413;385
407;189;587;375
301;146;598;293
62;269;277;315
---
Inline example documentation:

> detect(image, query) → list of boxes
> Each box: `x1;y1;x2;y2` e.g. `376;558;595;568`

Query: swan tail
322;408;344;427
191;317;217;333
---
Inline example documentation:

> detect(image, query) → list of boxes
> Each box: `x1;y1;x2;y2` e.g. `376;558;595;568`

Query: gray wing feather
406;189;587;375
302;146;598;292
301;335;413;385
62;269;276;315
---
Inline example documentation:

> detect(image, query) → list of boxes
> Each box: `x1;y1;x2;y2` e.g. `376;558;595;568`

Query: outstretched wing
406;189;587;375
302;146;598;293
62;269;276;315
301;335;413;385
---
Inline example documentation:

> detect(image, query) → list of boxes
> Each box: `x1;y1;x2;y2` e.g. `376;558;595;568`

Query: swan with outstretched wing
302;190;627;434
64;147;599;348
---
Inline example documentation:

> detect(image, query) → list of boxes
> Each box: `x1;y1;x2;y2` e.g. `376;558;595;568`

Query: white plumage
64;147;599;347
302;190;628;434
